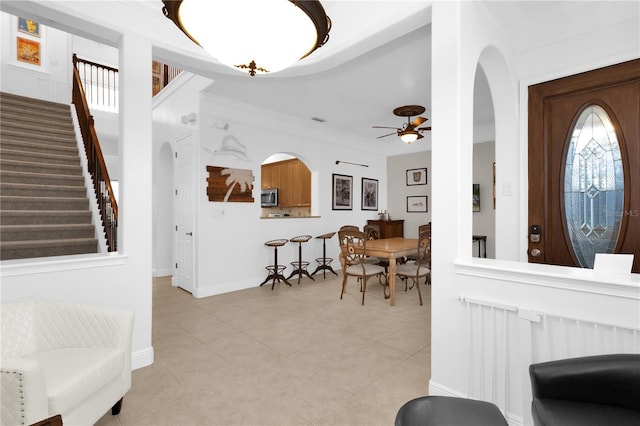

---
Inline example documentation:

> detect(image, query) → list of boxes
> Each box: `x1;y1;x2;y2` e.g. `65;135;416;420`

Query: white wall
1;12;70;103
152;79;391;297
387;142;496;255
0;10;154;371
387;151;431;238
430;3;639;426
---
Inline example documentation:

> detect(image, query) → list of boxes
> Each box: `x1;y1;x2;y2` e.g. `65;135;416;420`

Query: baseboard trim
153;268;174;278
428;380;466;398
131;346;154;370
194;278;263;298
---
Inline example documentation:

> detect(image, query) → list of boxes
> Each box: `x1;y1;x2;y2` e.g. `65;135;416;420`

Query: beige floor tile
113;275;431;426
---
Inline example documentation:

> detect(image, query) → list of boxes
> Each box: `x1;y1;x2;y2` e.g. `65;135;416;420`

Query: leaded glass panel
563;105;624;268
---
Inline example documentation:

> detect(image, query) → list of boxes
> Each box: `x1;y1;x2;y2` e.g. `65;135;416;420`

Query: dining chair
363;223;390;271
394;231;431;305
405;222;431;281
418;222;431;237
338;229;386;305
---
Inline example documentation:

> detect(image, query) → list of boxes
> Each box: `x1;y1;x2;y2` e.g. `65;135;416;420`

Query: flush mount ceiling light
162;0;331;76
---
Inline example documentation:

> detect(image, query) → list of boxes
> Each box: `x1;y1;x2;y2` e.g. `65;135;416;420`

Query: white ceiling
2;1;614;156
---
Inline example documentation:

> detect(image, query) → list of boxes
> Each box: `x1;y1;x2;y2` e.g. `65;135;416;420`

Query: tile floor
97;273;431;425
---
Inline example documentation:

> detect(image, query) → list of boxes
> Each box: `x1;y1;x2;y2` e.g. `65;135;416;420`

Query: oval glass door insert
563;104;624;268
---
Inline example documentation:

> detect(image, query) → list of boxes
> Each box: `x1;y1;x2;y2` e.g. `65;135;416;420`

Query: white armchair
1;301;134;426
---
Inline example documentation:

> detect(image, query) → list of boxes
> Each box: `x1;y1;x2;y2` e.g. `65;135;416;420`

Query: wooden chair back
338;229;368;267
363;223;381;240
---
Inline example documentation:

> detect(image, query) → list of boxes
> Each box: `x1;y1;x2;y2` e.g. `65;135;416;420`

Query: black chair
529;353;640;426
395;396;507;426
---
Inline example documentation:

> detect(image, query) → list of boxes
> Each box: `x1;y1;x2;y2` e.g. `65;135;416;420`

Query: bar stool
260;239;291;290
311;232;338;279
287;235;315;284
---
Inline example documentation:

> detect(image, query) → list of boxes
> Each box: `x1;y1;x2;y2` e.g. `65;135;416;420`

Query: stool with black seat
311;232;338;279
395;396;507;426
287;235;315;284
260;239;291;290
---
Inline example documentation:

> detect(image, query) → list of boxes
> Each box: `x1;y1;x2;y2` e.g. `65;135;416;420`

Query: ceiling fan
373;105;432;143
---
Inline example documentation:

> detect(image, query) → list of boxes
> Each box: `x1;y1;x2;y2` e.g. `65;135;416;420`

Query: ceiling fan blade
377;132;397;139
417;133;424;140
372;126;400;130
417;126;432;131
411;116;428;127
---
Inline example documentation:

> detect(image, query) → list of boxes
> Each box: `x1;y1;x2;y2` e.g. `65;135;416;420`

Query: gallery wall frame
407;195;428;213
361;177;378;211
406;168;427;186
332;173;353;210
16;37;40;65
473;183;480;212
18;17;41;37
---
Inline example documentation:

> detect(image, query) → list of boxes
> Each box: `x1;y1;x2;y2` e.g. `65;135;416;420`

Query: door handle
530;248;541;257
186;232;193;236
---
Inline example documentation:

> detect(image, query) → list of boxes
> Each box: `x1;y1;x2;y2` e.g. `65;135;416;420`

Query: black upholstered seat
395;396;507;426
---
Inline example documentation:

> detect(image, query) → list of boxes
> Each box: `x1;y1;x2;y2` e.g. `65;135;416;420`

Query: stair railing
152;61;183;96
72;54;118;252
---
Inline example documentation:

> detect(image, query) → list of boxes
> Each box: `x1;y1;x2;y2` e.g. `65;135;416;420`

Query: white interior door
175;133;195;293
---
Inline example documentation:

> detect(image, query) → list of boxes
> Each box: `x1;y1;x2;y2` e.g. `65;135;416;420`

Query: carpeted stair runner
0;92;98;260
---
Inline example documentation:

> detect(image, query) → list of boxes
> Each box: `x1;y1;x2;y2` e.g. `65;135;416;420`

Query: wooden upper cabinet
261;164;273;189
261;158;311;207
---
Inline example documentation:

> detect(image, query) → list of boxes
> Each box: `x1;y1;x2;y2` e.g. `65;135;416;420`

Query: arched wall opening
260;152;316;218
477;45;520;261
472;64;496;259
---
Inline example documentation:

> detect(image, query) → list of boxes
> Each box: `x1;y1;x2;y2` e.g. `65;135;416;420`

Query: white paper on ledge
593;253;634;274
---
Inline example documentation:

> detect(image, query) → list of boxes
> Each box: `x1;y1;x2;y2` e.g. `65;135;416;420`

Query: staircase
0;92;99;260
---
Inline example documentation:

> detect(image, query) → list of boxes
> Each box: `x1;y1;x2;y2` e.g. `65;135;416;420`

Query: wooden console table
367;219;404;238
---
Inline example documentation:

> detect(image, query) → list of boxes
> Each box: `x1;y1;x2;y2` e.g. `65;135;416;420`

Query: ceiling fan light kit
162;0;331;76
399;130;419;144
373;104;432;143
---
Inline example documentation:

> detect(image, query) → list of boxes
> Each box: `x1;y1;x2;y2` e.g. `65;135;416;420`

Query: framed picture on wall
18;17;41;37
361;178;378;211
473;183;480;212
16;37;40;65
332;173;353;210
406;168;427;185
407;196;428;212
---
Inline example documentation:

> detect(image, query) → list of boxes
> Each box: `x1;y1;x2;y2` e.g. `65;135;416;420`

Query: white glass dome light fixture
399;130;419;144
162;0;331;76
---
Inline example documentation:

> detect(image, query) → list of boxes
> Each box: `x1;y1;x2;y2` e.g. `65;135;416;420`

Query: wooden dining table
363;237;419;306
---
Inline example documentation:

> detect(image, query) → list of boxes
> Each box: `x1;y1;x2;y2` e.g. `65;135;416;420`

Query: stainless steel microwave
261;188;278;207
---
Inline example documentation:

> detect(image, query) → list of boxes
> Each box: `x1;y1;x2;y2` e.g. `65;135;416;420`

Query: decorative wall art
406;168;427;186
206;166;254;203
493;162;496;209
18;17;40;37
332;173;353;210
407;196;428;213
17;37;40;65
473;183;480;212
361;178;378;211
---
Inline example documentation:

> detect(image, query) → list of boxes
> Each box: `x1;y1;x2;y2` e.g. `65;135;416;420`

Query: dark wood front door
528;59;640;273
